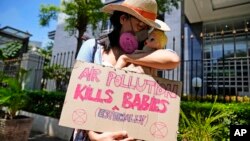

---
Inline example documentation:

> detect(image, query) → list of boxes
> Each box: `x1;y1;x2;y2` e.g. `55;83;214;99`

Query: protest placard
59;61;182;141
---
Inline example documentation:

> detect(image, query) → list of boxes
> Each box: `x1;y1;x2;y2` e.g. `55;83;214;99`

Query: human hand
122;64;145;74
88;130;134;141
115;55;128;69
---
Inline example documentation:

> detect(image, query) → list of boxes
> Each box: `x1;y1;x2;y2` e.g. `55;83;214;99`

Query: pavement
28;131;67;141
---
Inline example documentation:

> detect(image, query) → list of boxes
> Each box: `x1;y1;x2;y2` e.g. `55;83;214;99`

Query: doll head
144;29;167;49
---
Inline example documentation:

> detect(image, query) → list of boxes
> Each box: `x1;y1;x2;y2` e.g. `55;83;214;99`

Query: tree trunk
75;30;84;58
75;12;88;58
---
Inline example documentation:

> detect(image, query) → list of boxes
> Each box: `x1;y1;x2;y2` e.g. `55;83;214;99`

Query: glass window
212;40;223;59
204;37;212;59
236;36;247;57
224;37;234;58
203;34;250;59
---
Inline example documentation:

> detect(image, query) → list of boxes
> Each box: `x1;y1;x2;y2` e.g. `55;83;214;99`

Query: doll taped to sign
115;19;170;76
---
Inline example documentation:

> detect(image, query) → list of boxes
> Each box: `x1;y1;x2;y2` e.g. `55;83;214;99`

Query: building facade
184;0;250;96
52;0;250;96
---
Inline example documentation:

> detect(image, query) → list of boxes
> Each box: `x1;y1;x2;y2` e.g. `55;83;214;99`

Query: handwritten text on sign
59;61;182;141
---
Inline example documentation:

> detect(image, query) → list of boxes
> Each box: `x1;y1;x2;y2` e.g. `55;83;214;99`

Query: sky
0;0;60;47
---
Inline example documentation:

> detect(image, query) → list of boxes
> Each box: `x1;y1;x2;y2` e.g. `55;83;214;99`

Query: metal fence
0;59;21;78
163;57;250;98
1;50;250;98
51;51;75;68
43;51;250;98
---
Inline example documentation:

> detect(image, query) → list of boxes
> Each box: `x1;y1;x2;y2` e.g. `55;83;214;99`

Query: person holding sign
71;0;180;140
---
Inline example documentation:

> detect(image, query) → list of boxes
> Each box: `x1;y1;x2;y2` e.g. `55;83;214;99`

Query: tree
157;0;180;14
39;0;108;58
39;0;180;57
0;41;23;59
156;0;180;20
0;50;4;60
37;41;53;67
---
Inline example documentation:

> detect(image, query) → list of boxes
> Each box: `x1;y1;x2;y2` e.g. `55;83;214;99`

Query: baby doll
137;29;167;52
115;29;167;76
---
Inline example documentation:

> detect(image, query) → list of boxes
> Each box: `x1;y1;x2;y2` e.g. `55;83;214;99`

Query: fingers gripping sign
88;131;134;141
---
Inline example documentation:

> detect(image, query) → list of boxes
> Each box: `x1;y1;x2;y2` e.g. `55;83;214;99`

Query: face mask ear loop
129;15;135;34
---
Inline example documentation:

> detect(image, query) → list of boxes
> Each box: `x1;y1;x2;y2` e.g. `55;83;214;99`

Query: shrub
243;96;250;102
237;96;243;102
23;90;65;118
0;76;29;119
180;101;250;140
231;96;236;102
179;106;232;140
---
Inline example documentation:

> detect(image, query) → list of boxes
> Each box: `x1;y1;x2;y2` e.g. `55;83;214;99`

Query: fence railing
159;57;250;98
0;58;21;78
1;52;249;99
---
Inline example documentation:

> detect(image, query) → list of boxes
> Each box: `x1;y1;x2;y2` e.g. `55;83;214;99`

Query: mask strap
129;15;135;34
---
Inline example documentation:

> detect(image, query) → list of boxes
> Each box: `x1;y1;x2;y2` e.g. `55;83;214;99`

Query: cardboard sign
59;61;182;141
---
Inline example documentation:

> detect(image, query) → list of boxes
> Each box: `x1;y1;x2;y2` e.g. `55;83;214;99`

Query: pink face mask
119;32;138;54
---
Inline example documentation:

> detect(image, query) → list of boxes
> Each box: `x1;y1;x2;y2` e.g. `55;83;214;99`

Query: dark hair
104;11;129;52
104;11;145;51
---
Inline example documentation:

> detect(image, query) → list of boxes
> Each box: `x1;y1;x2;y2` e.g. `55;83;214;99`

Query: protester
71;0;180;140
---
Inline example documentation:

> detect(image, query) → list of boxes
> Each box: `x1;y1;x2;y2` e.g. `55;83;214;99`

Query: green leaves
156;0;180;14
39;0;108;55
43;65;71;91
179;107;232;141
0;41;22;59
0;50;4;60
36;41;53;67
39;0;107;31
23;91;65;118
0;77;28;119
178;100;250;140
39;4;60;26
